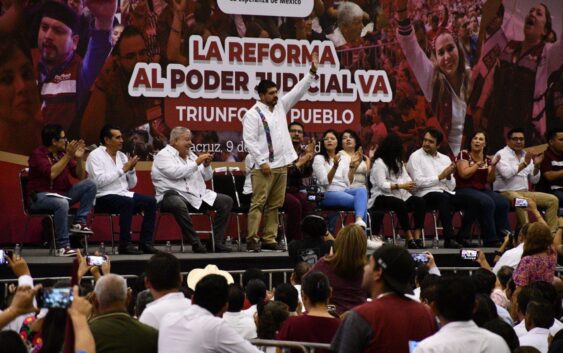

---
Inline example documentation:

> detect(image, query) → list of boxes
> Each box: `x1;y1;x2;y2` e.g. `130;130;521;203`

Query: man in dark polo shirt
27;124;96;256
331;245;437;353
90;274;158;353
540;127;563;205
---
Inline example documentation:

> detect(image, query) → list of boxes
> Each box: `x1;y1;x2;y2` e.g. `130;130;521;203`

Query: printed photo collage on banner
0;0;560;162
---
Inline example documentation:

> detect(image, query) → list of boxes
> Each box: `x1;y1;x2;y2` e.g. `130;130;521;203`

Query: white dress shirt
369;158;414;208
222;311;257;339
151;145;216;208
492;243;524;274
493;146;540;192
414;320;510;353
86;146;136;198
158;304;262;353
514;318;563;337
518;327;549;353
407;148;455;197
243;74;315;169
138;292;191;330
1;275;35;332
242;304;257;319
312;154;350;192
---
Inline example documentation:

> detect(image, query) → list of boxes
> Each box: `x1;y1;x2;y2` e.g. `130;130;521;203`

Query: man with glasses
80;25;169;148
493;128;559;232
27;124;97;256
285;122;316;241
36;0;116;136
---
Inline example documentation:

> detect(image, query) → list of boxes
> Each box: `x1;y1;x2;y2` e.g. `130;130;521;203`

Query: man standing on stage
243;54;318;252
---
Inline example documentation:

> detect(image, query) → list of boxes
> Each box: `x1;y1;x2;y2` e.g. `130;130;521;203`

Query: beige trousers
501;191;559;233
247;166;288;244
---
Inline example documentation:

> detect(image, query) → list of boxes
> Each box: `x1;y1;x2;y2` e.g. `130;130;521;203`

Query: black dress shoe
415;239;425;249
191;242;208;253
261;241;285;251
140;243;158;254
118;244;143;255
215;244;232;253
406;239;419;249
444;239;463;249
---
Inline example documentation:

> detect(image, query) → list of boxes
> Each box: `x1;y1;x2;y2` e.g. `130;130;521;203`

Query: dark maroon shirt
27;146;78;194
455;149;492;190
539;146;563;192
311;257;366;315
277;315;340;353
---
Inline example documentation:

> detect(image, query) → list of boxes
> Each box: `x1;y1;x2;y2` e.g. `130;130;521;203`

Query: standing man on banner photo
35;0;116;137
243;53;318;252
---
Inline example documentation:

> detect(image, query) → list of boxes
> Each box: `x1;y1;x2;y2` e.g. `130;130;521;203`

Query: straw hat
186;264;234;290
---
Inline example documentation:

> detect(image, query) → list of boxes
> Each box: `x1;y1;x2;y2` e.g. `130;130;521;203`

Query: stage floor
0;240;497;280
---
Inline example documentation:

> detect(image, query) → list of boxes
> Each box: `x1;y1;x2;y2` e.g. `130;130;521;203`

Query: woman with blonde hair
311;224;367;315
513;222;557;288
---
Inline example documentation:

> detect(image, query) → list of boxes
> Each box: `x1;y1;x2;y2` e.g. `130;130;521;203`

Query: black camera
306;178;324;203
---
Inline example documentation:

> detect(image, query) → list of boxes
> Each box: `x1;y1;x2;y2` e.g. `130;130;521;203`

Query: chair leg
432;211;439;242
208;214;215;253
236;214;242;251
389;211;397;245
278;212;287;249
22;218;30;255
49;216;56;255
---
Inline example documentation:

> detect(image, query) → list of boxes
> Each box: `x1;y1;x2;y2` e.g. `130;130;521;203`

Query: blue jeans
30;179;97;248
455;188;510;241
552;189;563;212
321;188;368;230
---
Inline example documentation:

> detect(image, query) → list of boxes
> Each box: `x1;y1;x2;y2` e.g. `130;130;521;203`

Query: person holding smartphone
493;128;559;233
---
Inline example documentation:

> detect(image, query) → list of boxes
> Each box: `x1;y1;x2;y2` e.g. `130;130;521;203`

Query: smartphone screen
411;253;428;264
87;255;106;267
460;249;477;261
514;198;528;208
0;250;5;265
39;288;73;309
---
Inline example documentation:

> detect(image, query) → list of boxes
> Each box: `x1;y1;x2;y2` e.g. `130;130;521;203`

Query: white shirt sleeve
495;151;520;180
372;160;392;192
153;151;198;179
279;73;315;113
242;110;268;166
397;28;435;102
216;322;263;353
407;154;440;189
313;155;329;187
86;151;124;189
138;310;159;329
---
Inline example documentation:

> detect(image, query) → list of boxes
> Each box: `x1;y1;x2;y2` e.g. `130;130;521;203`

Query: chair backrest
212;171;241;207
19;168;31;215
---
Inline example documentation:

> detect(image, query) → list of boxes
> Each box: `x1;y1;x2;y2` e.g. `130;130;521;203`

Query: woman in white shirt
368;134;426;249
312;130;368;228
339;129;370;190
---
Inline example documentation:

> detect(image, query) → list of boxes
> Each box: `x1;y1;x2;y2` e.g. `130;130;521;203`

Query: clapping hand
74;140;86;160
533;153;544;166
123;155;139;172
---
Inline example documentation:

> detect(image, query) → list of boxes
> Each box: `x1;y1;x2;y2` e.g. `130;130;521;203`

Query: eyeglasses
289;129;303;134
121;48;148;60
510;137;525;141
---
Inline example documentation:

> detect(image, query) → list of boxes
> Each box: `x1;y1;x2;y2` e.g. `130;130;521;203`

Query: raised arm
279;53;318;112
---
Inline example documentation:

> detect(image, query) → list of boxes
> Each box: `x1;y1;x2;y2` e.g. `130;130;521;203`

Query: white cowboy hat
186;264;234;290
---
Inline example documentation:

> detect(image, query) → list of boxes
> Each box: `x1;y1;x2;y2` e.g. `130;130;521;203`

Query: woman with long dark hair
455;130;510;246
369;134;426;249
312;130;369;228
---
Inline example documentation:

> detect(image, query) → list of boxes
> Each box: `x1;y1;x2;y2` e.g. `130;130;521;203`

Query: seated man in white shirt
139;252;191;329
86;124;157;255
513;282;563;338
493;128;559;233
151;127;234;253
414;276;510;353
519;300;553;353
407;128;478;248
159;274;262;353
223;283;257;339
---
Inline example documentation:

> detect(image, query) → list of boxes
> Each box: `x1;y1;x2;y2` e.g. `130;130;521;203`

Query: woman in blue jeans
312;130;368;229
455;131;510;246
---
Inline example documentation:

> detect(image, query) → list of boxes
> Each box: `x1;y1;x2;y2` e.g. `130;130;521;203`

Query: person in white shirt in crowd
312;129;369;231
369;133;426;249
512;282;563;339
86;124;157;255
139;252;191;329
477;223;530;275
242;54;318;252
470;268;513;326
493;128;559;233
411;252;441;301
414;276;511;353
242;279;268;319
222;284;257;339
407;128;478;248
159;274;263;353
151;126;234;253
519;300;554;353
